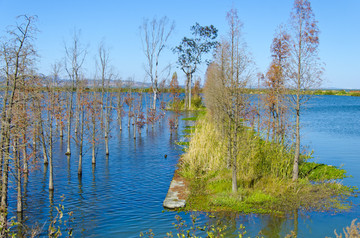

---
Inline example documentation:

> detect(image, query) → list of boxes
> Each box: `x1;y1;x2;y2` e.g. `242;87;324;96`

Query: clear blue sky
0;0;359;89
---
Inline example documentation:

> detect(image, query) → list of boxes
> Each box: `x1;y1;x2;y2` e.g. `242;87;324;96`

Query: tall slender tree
204;9;253;193
64;29;87;155
287;0;322;181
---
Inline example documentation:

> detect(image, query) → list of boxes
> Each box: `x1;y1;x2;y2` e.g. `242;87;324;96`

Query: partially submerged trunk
78;104;85;176
49;117;54;191
152;89;157;110
65;93;73;155
15;138;22;213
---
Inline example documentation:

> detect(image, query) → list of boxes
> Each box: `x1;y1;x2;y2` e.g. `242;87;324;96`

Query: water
7;95;360;237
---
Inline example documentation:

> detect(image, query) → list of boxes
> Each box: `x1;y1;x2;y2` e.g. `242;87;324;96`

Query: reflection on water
7;95;360;237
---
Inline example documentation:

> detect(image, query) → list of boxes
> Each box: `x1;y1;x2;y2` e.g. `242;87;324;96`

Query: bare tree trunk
65;94;72;155
22;142;28;174
232;152;238;193
92;114;96;165
40;120;48;164
49;117;54;191
105;136;109;155
185;75;189;109
1;134;10;209
189;72;192;110
230;122;238;193
78;153;83;176
117;93;122;132
152;89;157;110
78;105;85;176
15;139;22;213
127;105;131;129
133;117;137;140
104;95;112;155
293;102;300;181
59;123;64;138
32;122;37;152
118;114;122;131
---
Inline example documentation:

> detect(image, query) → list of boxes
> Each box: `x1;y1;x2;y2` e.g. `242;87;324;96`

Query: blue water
7;95;360;237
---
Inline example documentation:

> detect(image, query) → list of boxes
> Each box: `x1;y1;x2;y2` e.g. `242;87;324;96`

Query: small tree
173;23;218;110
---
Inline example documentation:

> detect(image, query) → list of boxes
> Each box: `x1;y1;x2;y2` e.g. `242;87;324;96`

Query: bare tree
287;0;322;181
64;29;87;155
141;16;174;110
96;43;114;156
42;62;62;191
97;42;110;127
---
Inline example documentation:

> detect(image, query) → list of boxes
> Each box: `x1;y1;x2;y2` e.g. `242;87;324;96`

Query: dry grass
179;116;227;178
333;219;360;238
179;115;294;181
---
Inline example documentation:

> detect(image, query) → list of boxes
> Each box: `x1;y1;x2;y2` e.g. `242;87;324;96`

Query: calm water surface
7;95;360;237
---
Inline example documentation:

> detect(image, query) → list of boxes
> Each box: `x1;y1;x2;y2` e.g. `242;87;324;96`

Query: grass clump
178;115;355;214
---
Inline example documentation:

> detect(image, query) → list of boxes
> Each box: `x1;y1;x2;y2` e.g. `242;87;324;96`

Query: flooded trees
287;0;322;181
173;23;218;110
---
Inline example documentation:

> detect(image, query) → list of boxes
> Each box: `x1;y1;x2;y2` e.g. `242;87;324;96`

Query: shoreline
163;169;189;209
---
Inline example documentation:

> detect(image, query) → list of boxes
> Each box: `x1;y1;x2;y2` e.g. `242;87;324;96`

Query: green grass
182;117;198;121
299;162;347;181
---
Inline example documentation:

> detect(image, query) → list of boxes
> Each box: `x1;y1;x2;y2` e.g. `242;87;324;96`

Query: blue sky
0;0;359;89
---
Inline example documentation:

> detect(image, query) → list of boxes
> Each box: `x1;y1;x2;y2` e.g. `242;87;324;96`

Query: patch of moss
182;116;198;121
299;162;347;181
